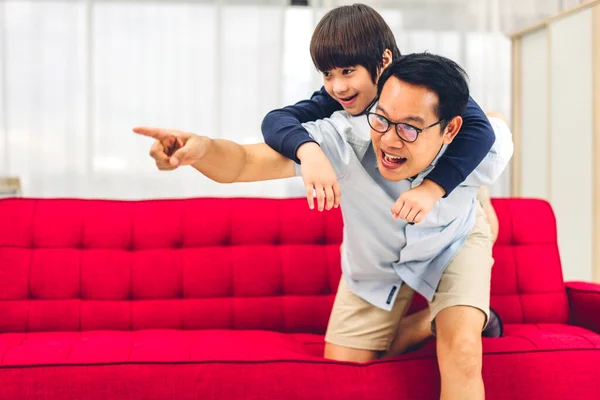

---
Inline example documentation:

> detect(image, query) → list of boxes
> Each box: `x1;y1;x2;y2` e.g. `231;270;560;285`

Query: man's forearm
191;137;295;183
190;137;247;183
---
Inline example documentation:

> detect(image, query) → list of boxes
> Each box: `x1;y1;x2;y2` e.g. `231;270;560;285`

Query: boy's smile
323;65;378;115
338;93;358;107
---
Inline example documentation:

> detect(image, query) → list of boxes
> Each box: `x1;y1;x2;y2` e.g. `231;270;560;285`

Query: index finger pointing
133;127;183;141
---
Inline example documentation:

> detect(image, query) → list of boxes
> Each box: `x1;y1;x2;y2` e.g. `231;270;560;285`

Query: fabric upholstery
1;197;598;400
566;281;600;333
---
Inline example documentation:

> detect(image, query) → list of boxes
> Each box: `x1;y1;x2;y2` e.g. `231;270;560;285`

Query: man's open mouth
381;150;407;166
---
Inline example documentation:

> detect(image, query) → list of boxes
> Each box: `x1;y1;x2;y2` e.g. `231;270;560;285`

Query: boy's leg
325;276;414;362
476;185;499;242
430;202;494;400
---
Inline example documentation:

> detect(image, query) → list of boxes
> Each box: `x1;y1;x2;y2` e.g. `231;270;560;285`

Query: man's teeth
384;152;403;161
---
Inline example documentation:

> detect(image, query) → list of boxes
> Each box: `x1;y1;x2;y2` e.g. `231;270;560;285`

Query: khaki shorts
325;201;494;352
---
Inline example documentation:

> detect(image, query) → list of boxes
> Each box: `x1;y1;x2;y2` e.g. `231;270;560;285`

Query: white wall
513;3;599;281
520;28;548;199
549;9;594;281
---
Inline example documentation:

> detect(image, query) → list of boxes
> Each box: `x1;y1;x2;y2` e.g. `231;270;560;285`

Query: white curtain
0;0;583;199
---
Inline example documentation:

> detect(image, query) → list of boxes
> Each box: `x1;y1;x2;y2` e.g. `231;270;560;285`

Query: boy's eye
342;69;354;75
322;71;331;77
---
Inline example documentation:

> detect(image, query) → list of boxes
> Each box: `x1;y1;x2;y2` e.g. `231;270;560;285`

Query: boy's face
370;76;461;182
322;65;377;115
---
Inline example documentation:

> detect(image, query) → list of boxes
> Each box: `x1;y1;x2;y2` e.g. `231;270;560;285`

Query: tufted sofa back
488;198;568;324
0;197;568;333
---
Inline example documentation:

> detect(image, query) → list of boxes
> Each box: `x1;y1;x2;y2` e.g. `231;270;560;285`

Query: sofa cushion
1;325;600;400
2;324;599;367
0;330;320;366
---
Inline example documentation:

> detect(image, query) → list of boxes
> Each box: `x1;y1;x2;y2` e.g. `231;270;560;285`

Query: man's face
370;76;459;182
322;65;377;115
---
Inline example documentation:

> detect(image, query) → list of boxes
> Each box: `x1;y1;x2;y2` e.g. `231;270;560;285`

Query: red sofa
0;197;599;400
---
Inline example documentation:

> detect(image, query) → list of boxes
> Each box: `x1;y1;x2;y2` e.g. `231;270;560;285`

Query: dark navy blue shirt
261;87;495;196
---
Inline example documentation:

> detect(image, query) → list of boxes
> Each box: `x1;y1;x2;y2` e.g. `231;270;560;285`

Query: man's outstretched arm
133;127;296;183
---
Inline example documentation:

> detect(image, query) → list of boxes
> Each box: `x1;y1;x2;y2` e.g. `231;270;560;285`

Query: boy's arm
458;114;514;187
134;127;295;183
261;86;343;163
425;96;496;196
262;87;344;211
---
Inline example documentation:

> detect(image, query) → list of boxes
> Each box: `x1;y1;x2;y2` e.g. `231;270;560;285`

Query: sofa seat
0;330;324;366
406;324;600;356
2;324;600;368
2;325;600;400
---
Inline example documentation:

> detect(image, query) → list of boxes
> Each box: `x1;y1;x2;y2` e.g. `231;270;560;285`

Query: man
135;53;513;400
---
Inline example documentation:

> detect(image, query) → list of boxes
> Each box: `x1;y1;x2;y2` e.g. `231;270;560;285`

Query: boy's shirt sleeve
261;86;343;164
425;96;496;197
292;115;355;180
459;116;514;187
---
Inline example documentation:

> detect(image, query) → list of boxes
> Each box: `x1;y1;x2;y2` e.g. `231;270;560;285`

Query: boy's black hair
377;52;470;130
310;4;400;83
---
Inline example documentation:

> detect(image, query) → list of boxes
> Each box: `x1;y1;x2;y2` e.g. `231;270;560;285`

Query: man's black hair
377;52;470;129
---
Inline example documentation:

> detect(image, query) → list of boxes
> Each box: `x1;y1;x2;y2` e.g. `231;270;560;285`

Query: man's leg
386;190;501;359
436;306;486;400
324;342;378;363
385;305;502;358
429;201;494;400
324;276;414;362
384;308;431;357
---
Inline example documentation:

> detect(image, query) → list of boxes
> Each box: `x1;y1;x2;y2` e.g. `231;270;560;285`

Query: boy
135;52;513;399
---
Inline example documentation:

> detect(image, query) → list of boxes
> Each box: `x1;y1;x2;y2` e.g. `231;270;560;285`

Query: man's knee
438;331;482;377
435;307;484;377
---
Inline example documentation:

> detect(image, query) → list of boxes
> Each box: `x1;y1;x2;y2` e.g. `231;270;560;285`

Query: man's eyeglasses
366;112;444;143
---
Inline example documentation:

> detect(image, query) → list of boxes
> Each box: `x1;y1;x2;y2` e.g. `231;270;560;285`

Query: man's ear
442;116;463;144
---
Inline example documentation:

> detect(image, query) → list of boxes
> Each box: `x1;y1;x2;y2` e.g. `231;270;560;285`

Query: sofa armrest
566;281;600;333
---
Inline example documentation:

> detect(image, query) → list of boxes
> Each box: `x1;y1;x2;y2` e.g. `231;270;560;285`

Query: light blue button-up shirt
296;111;513;311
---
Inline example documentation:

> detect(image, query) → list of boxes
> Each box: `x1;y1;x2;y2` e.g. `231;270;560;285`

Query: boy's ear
382;49;393;70
375;49;393;83
442;116;463;145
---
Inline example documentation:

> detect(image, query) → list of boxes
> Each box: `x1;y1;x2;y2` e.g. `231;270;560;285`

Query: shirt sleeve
261;86;343;163
425;96;496;197
293;116;355;180
459;116;514;187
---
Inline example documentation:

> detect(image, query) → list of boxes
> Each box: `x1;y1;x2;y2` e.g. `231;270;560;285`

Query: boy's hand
133;127;209;170
391;179;445;223
296;142;341;211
